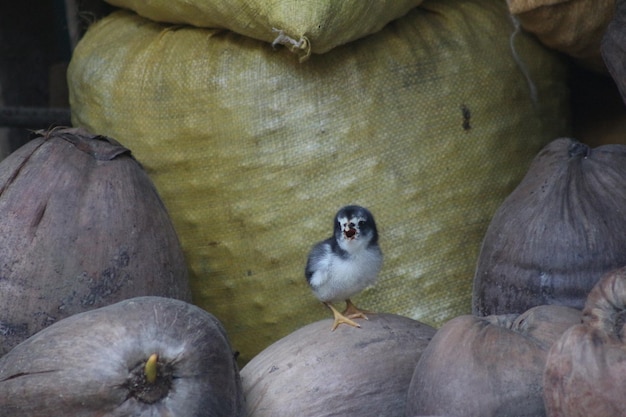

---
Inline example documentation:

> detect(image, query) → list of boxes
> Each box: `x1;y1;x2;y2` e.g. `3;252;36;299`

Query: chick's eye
358;220;366;227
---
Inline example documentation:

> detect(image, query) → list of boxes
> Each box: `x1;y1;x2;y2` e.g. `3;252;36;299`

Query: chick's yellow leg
324;302;361;331
343;299;371;320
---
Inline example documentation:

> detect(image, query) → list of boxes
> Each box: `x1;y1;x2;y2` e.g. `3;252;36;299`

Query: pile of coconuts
2;5;626;417
0;128;243;416
2;122;626;416
233;131;626;417
407;7;626;416
0;128;436;417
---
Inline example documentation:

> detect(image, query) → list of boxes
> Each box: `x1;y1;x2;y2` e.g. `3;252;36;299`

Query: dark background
0;0;112;157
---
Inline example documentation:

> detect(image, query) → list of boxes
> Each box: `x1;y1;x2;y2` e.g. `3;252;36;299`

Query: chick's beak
344;228;357;239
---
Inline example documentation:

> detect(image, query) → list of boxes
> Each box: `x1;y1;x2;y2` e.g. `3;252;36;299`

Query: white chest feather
309;245;382;303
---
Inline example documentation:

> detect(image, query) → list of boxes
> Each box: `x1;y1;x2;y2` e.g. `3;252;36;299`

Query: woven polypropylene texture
103;0;423;55
68;0;571;363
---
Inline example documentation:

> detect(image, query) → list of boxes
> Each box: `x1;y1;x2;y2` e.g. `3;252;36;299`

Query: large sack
68;0;571;363
104;0;422;58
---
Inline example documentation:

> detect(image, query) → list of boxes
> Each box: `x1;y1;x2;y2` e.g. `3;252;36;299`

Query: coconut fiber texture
473;139;626;317
68;0;571;363
241;314;435;417
0;296;243;417
103;0;423;58
544;266;626;417
0;128;191;356
407;305;581;417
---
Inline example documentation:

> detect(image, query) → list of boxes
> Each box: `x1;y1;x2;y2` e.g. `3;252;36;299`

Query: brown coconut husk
544;266;626;417
0;128;191;355
0;296;242;417
241;313;435;417
407;305;581;417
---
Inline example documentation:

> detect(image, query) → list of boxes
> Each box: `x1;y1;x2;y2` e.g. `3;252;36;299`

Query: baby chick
305;205;383;331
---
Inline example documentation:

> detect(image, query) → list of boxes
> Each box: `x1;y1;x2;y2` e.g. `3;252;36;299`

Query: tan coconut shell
0;296;243;417
406;305;581;417
0;128;190;355
241;313;435;417
544;266;626;417
473;138;626;316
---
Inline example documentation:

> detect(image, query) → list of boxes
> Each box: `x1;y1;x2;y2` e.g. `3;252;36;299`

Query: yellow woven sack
68;0;570;363
104;0;423;58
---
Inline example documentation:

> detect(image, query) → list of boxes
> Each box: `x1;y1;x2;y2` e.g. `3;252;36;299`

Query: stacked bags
103;0;423;58
68;0;571;363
